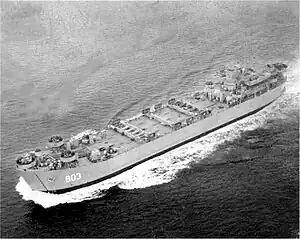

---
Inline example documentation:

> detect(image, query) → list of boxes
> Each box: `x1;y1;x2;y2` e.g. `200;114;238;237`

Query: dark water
1;1;299;238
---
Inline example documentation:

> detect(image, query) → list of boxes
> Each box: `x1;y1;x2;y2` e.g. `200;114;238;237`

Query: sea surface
1;1;299;238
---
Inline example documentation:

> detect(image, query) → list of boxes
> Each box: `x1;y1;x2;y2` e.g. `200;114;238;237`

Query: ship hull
19;85;285;194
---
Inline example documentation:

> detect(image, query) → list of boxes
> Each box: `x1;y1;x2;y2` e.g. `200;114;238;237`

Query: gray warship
16;63;287;193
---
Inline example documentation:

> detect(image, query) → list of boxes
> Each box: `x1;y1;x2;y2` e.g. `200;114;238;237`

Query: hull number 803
65;173;81;183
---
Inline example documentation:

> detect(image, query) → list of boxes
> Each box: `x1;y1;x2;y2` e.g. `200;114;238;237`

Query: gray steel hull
19;85;285;194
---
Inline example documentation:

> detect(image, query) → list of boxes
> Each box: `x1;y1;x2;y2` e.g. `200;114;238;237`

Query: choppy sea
1;1;299;238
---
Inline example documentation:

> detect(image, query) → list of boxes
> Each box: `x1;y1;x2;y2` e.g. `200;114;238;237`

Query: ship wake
16;59;299;208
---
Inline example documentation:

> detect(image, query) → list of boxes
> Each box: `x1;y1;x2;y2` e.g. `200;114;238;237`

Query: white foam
16;59;300;208
16;176;108;208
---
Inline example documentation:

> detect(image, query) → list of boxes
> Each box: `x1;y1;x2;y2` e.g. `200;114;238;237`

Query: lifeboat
48;135;64;148
16;152;37;170
60;150;78;163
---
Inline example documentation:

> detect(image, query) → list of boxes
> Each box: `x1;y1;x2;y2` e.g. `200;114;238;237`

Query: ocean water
1;1;299;238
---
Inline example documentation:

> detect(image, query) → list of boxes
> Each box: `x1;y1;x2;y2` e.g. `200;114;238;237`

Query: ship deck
88;128;139;153
128;115;172;135
156;106;189;123
88;97;228;154
27;94;231;171
185;96;217;110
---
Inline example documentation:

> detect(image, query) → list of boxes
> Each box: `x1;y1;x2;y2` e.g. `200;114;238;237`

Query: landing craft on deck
16;63;288;194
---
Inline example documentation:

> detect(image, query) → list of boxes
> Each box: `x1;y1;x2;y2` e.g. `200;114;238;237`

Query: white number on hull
65;173;81;183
